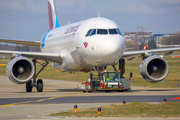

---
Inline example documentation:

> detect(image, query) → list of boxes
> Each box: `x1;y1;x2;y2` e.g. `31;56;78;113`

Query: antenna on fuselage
98;12;100;17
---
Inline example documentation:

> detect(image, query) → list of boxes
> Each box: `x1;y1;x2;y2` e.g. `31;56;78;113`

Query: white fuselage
41;17;126;72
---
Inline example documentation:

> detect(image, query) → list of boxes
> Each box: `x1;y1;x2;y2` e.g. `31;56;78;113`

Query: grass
0;57;180;88
50;102;180;117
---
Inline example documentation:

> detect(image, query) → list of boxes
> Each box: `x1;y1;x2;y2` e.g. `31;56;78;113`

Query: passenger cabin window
97;29;108;35
109;29;118;34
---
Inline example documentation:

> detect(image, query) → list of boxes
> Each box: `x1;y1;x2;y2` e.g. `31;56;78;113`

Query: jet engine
139;55;169;83
6;57;35;84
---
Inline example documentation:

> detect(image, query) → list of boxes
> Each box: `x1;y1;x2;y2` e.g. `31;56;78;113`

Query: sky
0;0;180;41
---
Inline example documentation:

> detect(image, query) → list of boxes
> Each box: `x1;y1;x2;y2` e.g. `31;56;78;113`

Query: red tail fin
48;0;60;30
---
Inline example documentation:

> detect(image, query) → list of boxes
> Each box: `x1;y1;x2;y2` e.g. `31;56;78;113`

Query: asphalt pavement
0;75;180;120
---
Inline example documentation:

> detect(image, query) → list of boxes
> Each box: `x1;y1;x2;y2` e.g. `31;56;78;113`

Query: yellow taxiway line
0;92;88;108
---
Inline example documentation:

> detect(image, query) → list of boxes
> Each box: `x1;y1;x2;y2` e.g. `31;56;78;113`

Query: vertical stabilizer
48;0;60;30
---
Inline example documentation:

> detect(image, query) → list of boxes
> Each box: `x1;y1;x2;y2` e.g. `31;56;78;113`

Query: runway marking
0;64;7;66
32;90;57;92
35;99;47;102
0;92;89;108
19;101;32;104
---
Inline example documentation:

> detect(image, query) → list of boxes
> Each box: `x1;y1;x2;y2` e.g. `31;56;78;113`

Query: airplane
0;0;180;92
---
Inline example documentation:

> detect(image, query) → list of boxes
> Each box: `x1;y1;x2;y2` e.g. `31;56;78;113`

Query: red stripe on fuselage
48;2;53;30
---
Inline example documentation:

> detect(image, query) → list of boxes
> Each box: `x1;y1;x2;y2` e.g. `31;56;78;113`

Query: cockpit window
85;28;123;37
90;29;96;36
85;29;92;37
117;28;124;36
97;29;108;35
109;29;118;34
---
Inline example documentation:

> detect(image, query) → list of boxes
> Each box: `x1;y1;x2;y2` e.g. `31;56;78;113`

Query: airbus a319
0;0;179;92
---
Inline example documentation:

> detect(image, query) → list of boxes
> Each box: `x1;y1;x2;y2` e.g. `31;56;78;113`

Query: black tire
26;80;33;92
105;90;112;92
119;90;124;92
90;73;93;80
37;79;43;92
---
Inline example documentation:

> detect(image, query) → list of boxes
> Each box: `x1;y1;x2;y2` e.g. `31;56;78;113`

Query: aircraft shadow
16;88;178;93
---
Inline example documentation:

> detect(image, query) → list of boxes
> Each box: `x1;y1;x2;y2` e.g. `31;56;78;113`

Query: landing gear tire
37;79;43;92
26;80;33;92
105;90;112;92
119;90;124;92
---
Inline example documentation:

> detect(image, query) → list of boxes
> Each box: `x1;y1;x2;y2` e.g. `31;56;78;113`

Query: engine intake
139;55;169;83
6;57;35;84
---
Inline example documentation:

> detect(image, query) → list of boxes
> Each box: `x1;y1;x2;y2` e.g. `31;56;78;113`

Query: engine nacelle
139;55;169;83
6;57;35;84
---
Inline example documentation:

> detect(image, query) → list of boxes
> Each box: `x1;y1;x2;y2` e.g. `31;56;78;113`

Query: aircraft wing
122;47;180;60
0;50;62;63
0;39;41;47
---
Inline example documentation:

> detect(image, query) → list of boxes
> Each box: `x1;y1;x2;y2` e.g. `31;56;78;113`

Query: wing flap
0;50;62;63
0;39;41;47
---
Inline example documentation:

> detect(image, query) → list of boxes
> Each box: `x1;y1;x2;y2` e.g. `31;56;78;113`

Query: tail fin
48;0;60;30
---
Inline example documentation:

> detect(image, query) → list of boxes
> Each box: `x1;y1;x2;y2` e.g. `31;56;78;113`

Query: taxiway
0;75;180;120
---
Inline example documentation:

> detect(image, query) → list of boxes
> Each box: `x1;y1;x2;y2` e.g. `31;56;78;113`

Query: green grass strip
50;102;180;117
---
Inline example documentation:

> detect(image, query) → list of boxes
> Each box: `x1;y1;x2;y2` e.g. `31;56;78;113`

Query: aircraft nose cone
102;36;125;55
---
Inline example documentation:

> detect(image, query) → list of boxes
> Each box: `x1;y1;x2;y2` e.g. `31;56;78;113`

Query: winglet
48;0;60;30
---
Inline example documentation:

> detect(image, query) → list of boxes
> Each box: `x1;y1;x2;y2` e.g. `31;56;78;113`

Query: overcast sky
0;0;180;41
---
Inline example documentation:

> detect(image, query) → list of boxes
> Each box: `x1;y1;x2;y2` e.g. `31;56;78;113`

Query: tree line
0;44;40;52
126;40;157;50
15;45;40;52
161;32;180;45
15;46;29;51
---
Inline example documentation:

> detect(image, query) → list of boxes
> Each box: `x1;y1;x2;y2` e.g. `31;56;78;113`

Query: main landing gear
26;59;49;92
